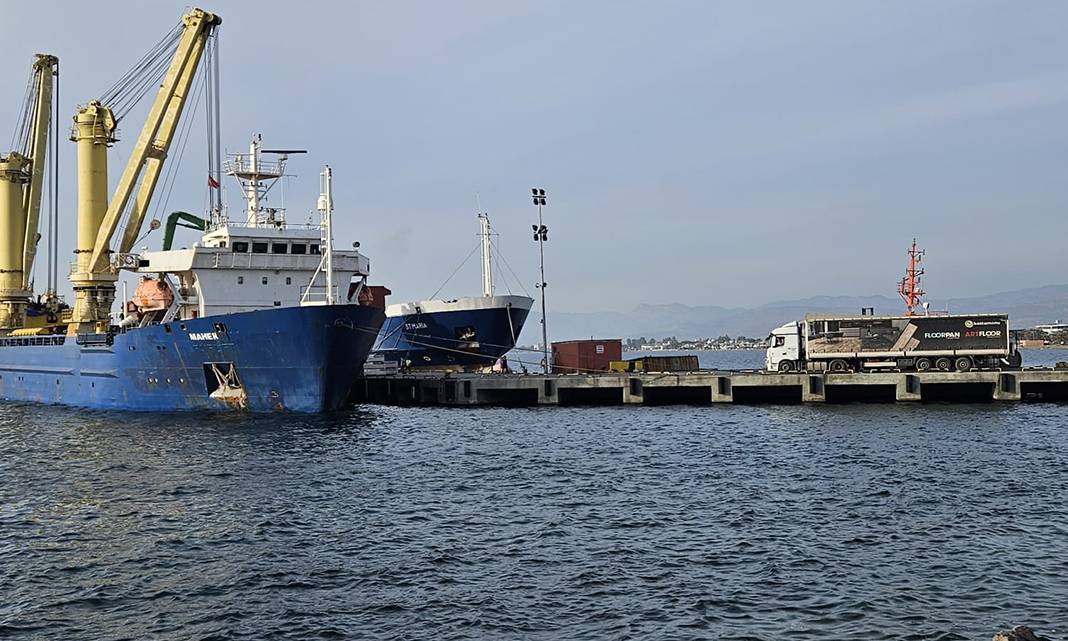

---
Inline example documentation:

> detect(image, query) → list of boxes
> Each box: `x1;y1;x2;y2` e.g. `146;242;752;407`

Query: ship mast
246;135;260;224
301;165;337;306
223;135;304;227
478;211;492;297
321;166;334;305
898;238;926;316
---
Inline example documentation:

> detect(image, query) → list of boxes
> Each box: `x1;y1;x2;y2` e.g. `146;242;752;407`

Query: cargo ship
373;211;533;370
0;9;383;412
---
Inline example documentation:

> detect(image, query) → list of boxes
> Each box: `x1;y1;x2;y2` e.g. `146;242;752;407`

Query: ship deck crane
69;7;221;333
0;54;58;330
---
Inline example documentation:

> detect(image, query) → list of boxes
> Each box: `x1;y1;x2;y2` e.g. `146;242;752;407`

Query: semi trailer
765;313;1021;373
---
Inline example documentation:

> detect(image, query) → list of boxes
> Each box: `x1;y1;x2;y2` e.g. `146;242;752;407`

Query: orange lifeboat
131;276;175;312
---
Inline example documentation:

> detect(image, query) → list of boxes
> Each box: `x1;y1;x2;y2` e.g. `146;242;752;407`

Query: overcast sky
3;1;1067;312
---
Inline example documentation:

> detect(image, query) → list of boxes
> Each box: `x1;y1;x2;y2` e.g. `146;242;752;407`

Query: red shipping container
551;339;622;374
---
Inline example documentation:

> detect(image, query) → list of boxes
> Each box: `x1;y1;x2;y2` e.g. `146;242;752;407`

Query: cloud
804;71;1068;144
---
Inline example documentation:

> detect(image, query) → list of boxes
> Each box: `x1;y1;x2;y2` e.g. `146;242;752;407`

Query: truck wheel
829;359;850;373
935;357;952;371
777;360;794;373
954;356;973;372
915;357;932;372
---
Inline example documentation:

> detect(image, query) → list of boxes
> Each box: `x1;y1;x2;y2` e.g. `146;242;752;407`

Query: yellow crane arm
88;8;220;272
21;54;58;290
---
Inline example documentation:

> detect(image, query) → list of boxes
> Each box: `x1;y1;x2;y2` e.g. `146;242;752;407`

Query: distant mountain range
545;284;1068;341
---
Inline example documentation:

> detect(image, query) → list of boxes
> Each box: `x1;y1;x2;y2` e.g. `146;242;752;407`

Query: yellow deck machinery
68;8;221;334
0;54;58;331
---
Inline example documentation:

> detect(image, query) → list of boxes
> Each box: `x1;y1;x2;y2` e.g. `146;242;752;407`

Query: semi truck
765;313;1022;373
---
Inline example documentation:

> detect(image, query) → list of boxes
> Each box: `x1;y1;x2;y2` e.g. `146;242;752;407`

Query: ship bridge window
252;242;268;253
272;243;288;254
232;241;248;253
310;244;321;255
291;243;307;255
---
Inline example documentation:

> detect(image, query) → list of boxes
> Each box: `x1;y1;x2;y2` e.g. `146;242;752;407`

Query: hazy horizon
552;281;1068;314
3;1;1067;313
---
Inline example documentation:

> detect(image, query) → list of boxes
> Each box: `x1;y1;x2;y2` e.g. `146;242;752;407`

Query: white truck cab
765;321;802;372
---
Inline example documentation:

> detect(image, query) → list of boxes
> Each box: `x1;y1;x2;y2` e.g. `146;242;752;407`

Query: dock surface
353;369;1068;406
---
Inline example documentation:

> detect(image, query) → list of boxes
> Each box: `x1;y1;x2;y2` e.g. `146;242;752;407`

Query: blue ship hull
373;299;530;369
0;304;384;412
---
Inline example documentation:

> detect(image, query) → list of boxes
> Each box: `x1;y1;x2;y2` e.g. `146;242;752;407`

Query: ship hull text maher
374;295;532;369
0;304;384;412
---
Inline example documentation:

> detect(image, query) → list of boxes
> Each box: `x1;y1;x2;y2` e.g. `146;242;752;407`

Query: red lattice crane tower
897;238;926;316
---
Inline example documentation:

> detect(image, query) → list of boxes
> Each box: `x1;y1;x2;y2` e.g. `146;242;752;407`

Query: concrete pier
352;369;1068;406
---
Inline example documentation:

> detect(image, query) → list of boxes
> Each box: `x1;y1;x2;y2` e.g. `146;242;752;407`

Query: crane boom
69;8;220;332
87;8;221;273
0;54;57;330
22;54;58;291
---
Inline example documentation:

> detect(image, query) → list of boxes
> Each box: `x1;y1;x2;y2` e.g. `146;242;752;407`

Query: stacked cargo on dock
361;353;399;377
610;355;700;373
551;339;622;374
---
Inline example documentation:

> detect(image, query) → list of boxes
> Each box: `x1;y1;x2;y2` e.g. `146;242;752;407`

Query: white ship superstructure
124;135;369;324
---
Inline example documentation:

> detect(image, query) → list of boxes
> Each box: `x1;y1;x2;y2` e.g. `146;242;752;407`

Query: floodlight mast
531;188;549;373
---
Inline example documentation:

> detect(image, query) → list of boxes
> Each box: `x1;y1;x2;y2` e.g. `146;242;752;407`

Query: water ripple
1;402;1066;639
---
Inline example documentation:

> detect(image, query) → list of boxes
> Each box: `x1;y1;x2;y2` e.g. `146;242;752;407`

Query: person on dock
492;355;511;374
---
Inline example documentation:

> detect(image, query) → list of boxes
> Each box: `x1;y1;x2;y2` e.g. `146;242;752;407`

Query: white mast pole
479;212;492;297
246;134;260;226
323;165;334;305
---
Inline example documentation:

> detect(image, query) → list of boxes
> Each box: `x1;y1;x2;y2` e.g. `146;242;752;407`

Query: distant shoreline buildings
1015;322;1068;348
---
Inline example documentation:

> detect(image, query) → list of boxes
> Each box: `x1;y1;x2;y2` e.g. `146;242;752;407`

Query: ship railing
69;258;131;276
221;252;357;272
223;157;284;177
220;219;322;231
67;260;104;276
0;334;67;348
299;283;345;306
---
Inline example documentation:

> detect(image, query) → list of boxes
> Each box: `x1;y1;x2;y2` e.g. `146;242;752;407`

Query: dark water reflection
2;402;1066;639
